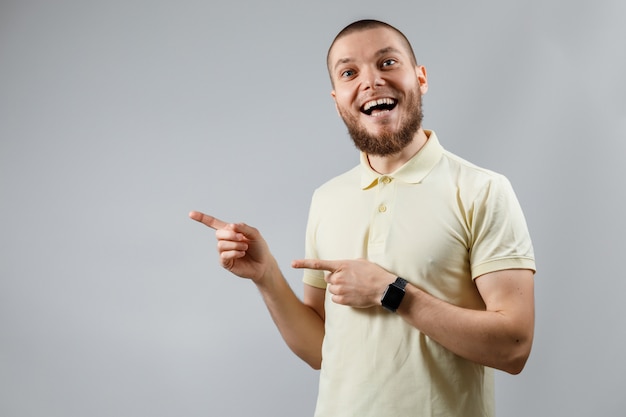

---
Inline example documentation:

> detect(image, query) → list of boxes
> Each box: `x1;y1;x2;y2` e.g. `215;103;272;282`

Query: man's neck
367;128;429;174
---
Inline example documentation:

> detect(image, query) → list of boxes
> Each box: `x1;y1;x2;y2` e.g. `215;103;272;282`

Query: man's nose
360;66;385;90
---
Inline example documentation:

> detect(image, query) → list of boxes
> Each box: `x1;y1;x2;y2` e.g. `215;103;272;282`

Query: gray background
1;0;625;416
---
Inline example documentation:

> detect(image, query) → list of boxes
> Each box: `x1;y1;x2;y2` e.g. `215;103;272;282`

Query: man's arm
398;268;534;374
292;258;534;374
189;211;325;369
255;263;326;369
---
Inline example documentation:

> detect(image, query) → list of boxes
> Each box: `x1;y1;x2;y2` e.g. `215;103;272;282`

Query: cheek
333;87;357;110
395;74;420;92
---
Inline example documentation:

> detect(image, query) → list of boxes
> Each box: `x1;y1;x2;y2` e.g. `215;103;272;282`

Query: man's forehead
329;27;412;64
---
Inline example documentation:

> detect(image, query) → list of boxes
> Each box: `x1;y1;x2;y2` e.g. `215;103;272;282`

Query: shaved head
327;19;418;77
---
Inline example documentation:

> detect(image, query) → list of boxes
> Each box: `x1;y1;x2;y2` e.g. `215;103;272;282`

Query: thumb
229;222;262;240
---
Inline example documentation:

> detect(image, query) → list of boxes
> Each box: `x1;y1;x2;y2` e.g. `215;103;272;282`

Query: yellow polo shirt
302;131;535;417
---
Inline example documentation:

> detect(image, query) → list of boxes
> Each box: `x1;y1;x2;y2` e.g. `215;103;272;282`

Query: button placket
368;176;396;254
378;176;393;213
377;176;393;214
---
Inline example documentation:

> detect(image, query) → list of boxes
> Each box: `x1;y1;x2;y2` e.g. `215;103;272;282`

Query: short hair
326;19;418;75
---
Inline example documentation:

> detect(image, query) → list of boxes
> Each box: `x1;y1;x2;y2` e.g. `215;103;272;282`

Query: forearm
189;214;326;368
397;282;534;374
256;261;325;369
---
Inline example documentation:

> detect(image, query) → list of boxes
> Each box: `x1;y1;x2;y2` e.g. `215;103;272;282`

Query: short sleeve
469;174;536;278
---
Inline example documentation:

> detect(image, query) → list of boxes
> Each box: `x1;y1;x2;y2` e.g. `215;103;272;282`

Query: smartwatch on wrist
381;277;409;312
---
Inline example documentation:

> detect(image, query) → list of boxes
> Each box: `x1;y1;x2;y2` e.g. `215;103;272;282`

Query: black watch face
383;285;404;310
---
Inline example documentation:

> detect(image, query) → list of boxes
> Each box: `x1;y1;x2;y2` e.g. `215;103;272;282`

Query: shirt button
378;204;387;213
381;176;392;184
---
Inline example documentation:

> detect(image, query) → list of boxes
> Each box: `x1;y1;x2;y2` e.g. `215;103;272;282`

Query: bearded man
191;19;536;417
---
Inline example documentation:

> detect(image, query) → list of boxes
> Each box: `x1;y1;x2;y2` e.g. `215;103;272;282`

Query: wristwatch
381;277;409;312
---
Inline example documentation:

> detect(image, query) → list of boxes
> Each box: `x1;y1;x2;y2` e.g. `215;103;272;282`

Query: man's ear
331;90;340;116
416;65;428;95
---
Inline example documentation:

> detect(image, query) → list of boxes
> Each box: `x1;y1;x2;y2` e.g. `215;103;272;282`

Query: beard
337;88;423;156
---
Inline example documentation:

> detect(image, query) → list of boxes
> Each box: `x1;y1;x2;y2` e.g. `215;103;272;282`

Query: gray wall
1;0;625;416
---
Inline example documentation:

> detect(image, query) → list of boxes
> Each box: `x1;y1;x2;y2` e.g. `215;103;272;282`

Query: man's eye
341;69;355;77
382;59;397;67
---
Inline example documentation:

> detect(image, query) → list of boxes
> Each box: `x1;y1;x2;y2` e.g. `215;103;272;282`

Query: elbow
501;339;533;375
294;348;321;370
503;355;528;375
498;317;535;375
302;355;321;370
285;333;323;370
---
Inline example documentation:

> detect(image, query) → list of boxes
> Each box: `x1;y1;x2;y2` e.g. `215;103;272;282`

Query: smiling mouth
361;98;398;116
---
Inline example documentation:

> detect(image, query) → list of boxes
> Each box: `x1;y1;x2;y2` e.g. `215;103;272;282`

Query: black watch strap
381;277;409;312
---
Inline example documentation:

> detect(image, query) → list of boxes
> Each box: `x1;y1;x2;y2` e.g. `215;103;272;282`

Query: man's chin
364;126;400;140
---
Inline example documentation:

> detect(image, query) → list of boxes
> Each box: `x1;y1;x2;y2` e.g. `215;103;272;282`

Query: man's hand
189;211;276;284
291;258;396;308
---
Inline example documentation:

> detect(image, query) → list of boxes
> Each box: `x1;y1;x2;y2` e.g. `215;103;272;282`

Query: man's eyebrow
375;46;402;57
333;57;353;72
332;47;403;72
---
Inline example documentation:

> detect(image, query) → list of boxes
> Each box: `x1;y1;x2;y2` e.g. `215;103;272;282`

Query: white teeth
363;98;395;112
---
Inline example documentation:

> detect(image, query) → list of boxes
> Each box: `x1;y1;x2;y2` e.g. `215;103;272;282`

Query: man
190;19;535;417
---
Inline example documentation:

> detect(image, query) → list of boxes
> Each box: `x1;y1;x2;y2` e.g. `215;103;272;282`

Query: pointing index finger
188;211;228;230
292;259;340;272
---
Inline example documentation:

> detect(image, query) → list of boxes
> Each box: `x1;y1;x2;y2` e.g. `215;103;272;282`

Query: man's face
328;27;428;156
